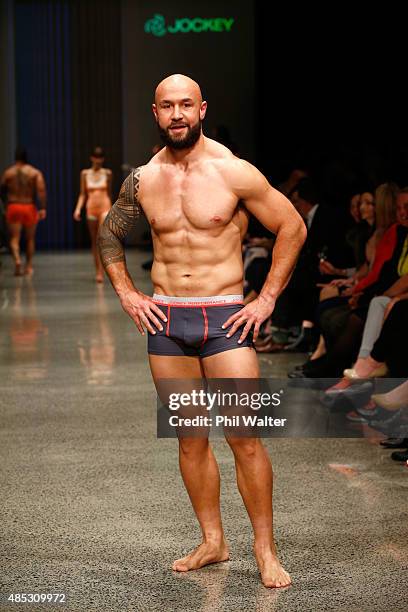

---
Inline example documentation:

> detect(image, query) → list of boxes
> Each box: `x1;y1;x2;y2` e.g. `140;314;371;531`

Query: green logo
144;14;167;37
144;14;235;36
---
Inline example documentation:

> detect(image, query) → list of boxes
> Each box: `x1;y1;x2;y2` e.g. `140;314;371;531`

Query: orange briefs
6;203;39;227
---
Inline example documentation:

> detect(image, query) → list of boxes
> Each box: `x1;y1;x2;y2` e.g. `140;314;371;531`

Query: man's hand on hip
120;291;167;335
222;295;276;344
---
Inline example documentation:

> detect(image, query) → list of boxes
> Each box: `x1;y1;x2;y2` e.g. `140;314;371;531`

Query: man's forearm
37;187;47;209
103;260;137;299
97;219;137;298
259;222;306;302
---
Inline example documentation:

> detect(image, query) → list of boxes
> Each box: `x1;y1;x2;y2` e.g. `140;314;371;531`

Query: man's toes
172;560;188;572
277;577;291;588
262;570;292;588
264;579;291;588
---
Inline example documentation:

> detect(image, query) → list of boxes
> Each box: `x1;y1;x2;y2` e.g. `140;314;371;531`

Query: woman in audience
291;187;406;379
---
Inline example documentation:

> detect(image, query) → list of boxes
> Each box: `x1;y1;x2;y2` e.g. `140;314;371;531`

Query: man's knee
178;437;209;457
226;436;262;458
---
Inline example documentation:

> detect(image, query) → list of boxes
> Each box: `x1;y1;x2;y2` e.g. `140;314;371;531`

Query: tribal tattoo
97;167;143;267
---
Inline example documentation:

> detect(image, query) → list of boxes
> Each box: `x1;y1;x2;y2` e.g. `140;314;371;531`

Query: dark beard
158;120;202;150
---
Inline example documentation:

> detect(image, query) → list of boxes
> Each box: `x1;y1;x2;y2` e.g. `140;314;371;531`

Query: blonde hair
375;183;398;231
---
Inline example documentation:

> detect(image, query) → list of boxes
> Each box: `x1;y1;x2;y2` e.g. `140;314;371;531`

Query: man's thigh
149;354;204;403
149;354;209;438
149;354;203;381
202;347;259;378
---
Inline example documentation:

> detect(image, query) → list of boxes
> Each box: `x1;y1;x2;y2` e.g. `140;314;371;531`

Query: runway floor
1;252;407;612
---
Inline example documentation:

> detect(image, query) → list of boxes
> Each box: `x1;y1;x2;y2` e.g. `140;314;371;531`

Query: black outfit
294;224;408;379
346;221;374;270
245;255;272;296
274;204;348;327
371;300;408;377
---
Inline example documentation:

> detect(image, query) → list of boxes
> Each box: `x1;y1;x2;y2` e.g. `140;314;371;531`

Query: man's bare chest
140;171;239;232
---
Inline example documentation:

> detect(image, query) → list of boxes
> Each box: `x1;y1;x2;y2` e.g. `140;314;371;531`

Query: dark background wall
0;0;16;179
14;0;74;249
255;3;408;203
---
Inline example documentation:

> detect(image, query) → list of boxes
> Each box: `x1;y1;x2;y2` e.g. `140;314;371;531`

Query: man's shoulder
4;164;21;176
204;136;236;159
204;138;248;176
3;166;15;178
26;164;42;177
211;155;264;193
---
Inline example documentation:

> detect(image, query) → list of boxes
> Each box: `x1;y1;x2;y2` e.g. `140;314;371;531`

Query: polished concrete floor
0;252;407;612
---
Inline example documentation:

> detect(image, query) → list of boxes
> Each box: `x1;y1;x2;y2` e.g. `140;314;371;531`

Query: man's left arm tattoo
97;167;143;268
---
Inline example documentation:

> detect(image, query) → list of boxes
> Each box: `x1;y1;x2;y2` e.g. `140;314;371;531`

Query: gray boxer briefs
147;294;254;358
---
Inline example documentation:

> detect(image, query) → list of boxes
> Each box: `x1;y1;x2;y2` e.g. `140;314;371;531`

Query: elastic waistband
152;293;243;306
8;202;35;206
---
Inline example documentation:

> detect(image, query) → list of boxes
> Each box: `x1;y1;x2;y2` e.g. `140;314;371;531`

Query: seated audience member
267;177;354;352
344;277;408;381
370;380;408;458
289;188;407;379
309;184;398;362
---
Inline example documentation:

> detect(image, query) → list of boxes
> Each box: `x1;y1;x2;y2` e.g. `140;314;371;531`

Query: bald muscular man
97;74;306;588
1;148;47;276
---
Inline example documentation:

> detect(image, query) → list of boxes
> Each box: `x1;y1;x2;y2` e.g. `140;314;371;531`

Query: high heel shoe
343;364;389;381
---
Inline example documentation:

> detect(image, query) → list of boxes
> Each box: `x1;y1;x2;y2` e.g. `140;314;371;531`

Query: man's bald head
154;74;202;104
152;74;207;151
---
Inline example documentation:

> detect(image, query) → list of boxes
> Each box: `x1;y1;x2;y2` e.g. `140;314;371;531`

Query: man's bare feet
24;266;34;276
172;540;229;572
95;273;104;283
254;544;292;588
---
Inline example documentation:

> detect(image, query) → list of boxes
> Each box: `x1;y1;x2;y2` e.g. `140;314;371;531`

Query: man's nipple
211;215;222;223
